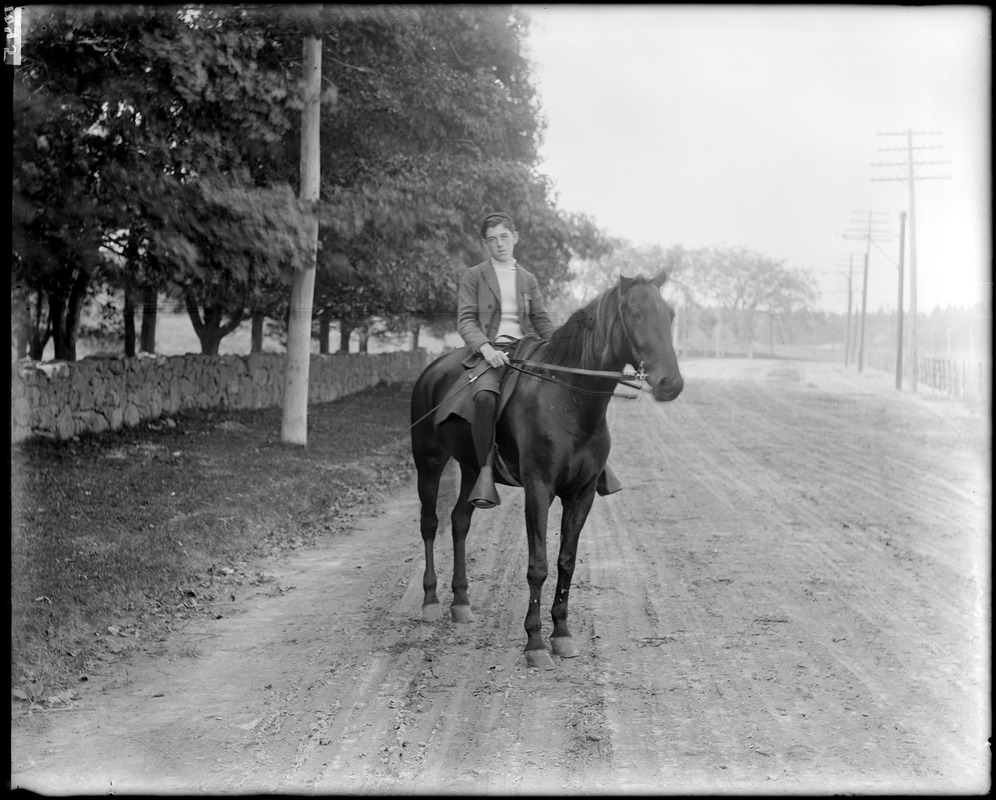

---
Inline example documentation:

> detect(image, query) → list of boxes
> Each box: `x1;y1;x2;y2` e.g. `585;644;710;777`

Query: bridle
615;284;649;382
508;286;651;397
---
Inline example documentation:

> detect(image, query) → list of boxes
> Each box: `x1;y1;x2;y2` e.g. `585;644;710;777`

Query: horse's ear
651;268;668;288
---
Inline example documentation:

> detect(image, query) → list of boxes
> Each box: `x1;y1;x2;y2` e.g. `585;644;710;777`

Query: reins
409;282;661;432
507;358;649;397
408;359;649;433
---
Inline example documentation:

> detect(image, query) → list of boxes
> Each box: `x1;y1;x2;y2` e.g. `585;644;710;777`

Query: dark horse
410;271;683;669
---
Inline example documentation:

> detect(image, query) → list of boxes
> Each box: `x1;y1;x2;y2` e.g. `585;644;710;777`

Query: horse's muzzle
651;373;683;402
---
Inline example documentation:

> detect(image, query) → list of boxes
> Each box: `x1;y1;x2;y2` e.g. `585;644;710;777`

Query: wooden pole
906;129;919;392
872;129;950;389
714;309;722;358
858;249;869;373
844;255;853;367
895;211;906;390
281;31;322;445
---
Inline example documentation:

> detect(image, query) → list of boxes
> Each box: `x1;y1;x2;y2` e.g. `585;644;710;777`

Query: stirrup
470;465;501;508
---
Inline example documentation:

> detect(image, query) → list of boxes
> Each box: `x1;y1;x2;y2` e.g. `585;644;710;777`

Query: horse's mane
536;276;656;370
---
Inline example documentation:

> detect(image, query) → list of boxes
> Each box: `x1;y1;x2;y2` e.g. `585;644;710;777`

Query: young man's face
482;223;519;263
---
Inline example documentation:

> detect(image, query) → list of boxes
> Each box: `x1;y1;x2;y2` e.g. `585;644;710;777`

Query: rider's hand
480;343;508;369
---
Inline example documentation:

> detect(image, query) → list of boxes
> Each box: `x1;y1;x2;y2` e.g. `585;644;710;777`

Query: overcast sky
524;5;990;314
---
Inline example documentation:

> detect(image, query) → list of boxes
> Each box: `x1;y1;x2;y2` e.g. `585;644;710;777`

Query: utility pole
896;211;906;390
859;248;869;373
282;20;323;445
845;257;854;367
871;130;951;392
834;254;859;368
841;213;891;373
714;308;721;358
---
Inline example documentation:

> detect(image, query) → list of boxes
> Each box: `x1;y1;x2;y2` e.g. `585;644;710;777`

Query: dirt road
10;358;990;794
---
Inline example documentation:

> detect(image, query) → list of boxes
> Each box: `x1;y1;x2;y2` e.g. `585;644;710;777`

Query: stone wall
10;350;431;444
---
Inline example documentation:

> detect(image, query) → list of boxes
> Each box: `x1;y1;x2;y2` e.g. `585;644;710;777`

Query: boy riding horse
457;211;622;507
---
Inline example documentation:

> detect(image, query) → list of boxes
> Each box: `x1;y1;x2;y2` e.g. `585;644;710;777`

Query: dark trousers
469;339;517;468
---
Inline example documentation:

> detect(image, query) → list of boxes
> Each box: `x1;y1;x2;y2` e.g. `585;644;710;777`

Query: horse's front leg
550;489;596;658
418;466;445;622
523;485;556;670
449;465;478;623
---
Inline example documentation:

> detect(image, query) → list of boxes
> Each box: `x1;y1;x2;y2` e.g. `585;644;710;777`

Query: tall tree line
569;241;817;355
11;5;592;360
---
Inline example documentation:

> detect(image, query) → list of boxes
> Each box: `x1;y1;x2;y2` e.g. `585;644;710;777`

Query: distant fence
865;349;990;401
10;350;430;444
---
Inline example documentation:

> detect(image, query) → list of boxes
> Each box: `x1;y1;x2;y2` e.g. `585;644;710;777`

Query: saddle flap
431;337;544;489
432;357;488;429
495;335;543;423
433;336;543;430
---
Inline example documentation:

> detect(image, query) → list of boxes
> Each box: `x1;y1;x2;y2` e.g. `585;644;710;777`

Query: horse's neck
541;291;624;373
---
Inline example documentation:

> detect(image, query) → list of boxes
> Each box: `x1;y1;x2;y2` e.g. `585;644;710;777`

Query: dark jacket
457;259;556;368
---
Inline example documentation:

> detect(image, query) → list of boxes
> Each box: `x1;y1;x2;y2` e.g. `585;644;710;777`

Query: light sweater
492;259;522;341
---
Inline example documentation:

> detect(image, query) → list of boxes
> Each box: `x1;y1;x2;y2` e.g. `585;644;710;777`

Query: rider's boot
471;462;500;509
469;392;500;509
596;462;624;496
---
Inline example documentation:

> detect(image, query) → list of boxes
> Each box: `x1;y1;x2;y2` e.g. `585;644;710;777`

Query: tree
564;236;689;317
757;265;818;356
14;6;180;359
303;6;574;342
14;5;584;364
12;76;107;360
684;246;817;356
155;177;310;355
13;5;309;358
130;8;310;356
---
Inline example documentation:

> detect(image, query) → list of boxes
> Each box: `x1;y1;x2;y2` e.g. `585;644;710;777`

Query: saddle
433;336;544;488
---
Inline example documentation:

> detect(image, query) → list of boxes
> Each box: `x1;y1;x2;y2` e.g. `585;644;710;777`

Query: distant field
41;311;463;361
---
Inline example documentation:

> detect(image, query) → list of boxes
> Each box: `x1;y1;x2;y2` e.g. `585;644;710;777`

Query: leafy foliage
566;239;685;308
13;5;308;356
681;246;817;354
306;6;575;339
12;68;110;359
12;5;605;358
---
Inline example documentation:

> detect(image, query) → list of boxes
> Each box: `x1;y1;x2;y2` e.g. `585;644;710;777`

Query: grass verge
11;381;416;709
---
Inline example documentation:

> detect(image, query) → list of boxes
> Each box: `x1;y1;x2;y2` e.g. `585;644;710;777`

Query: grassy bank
11;381;416;707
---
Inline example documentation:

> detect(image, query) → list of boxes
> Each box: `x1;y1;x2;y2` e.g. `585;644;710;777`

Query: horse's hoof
550;636;579;658
421;603;442;623
450;604;475;623
525;648;556;671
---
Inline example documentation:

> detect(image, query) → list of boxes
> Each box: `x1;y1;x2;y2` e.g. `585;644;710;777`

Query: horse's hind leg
417;456;447;623
449;465;478;623
550;491;595;658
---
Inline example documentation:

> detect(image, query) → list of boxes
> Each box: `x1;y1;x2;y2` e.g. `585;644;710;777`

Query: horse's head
617;270;684;402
